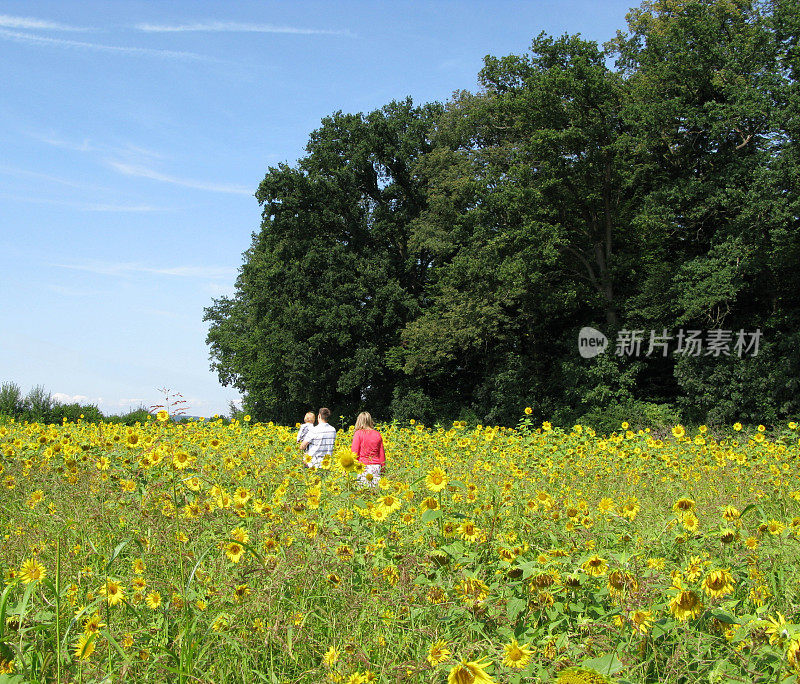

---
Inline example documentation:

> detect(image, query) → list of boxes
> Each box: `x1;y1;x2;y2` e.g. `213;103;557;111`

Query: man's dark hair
318;407;331;421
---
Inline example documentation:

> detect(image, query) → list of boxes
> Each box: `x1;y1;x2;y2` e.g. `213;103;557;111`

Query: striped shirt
305;422;336;467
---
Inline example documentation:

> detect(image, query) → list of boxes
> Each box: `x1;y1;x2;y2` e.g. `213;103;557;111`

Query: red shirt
351;428;385;465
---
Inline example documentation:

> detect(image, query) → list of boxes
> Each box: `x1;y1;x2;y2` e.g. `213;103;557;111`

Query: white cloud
0;14;90;31
0;28;213;61
108;161;252;196
53;261;236;280
136;21;351;36
52;392;91;404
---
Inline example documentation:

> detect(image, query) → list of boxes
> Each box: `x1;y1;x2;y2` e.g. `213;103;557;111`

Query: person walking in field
351;411;385;488
300;407;336;469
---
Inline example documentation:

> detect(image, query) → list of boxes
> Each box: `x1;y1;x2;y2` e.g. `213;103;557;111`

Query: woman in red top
351;411;385;488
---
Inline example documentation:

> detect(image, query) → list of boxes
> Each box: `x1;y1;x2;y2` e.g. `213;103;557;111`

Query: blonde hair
354;411;374;431
304;411;315;423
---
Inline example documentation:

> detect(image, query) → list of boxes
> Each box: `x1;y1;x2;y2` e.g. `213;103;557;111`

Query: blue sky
1;0;635;417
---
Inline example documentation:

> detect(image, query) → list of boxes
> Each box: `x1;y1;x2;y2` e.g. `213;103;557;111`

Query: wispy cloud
53;261;237;280
29;132;165;160
136;21;352;36
0;192;168;212
0;164;110;191
0;14;90;31
0;28;213;61
108;161;252;196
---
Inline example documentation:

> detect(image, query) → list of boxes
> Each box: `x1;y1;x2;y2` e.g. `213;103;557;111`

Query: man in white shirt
301;407;336;469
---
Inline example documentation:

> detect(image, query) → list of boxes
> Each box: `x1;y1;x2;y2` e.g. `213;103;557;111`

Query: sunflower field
1;413;799;684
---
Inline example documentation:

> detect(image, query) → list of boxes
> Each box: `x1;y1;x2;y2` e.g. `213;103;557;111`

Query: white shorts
357;464;381;488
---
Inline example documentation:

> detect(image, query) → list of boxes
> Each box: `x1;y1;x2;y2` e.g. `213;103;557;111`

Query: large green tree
394;33;644;424
205;99;442;423
612;0;799;422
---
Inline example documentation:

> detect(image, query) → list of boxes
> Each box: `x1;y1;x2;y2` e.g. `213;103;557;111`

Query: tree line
205;0;800;431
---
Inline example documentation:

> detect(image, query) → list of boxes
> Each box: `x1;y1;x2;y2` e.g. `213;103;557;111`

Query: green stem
55;539;62;684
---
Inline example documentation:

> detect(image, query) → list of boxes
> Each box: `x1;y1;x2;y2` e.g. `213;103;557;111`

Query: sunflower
767;519;784;535
82;611;105;635
233;584;251;602
701;569;735;599
682;511;700;534
425;467;448;492
338;452;357;472
172;451;192;469
447;658;494;684
669;586;702;621
426;640;451;666
102;578;126;606
456;577;489;606
377;494;402;514
619;498;639;521
231;526;250;544
73;633;96;661
582;555;608;577
502;638;533;669
146;591;162;610
684;556;705;582
224;541;245;563
672;497;695;513
630;609;654;634
371;507;389;522
607;570;637;596
322;646;339;667
19;559;46;584
787;638;800;667
530;572;556;589
459;521;481;543
765;612;789;646
211;614;230;632
420;497;439;511
597;497;615;514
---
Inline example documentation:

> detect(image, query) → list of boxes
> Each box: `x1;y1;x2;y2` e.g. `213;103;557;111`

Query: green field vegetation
0;415;799;683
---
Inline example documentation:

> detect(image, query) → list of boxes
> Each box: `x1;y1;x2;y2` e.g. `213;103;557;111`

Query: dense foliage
205;0;800;427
